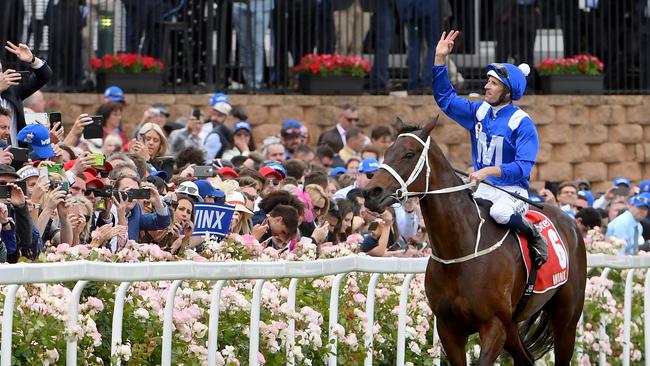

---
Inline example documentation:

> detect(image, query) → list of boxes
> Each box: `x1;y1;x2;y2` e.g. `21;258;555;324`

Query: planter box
298;74;364;95
539;74;604;95
96;72;163;93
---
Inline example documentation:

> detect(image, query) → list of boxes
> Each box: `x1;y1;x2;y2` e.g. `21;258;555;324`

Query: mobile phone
49;181;69;192
93;185;113;198
192;107;201;119
49;112;62;125
10;147;29;162
16;181;27;194
39;166;49;183
368;222;379;232
128;188;151;200
16;71;30;81
194;165;214;178
88;153;105;167
47;163;63;176
83;115;104;139
0;185;10;199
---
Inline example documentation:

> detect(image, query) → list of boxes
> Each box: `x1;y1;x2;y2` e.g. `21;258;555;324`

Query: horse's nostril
368;186;383;198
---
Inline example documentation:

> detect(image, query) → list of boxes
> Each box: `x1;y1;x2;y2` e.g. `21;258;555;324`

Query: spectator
95;175;171;244
262;136;286;162
253;204;300;251
594;177;633;210
606;192;650;255
576;179;592;192
576;207;603;236
0;164;33;262
338;127;366;163
317;103;359;152
556;181;578;217
232;0;273;89
314;145;337;169
66;196;94;245
204;101;233;161
141;194;195;254
345;157;360;177
0;106;10;146
131;122;170;163
102;86;126;104
102;134;123;156
370;125;395;159
168;112;204;156
303;171;329;191
576;190;594;210
281;120;304;158
333;158;379;199
285;160;306;181
0;41;52;147
226;191;254;235
360;145;380;160
222;121;255;161
293;144;315;163
367;0;396;93
259;164;286;195
17;123;55;160
96;102;128;147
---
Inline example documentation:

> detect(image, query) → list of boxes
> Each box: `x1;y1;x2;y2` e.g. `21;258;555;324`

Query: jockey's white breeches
474;183;529;224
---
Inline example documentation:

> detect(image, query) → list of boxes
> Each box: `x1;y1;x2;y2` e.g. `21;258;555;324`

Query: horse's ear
421;115;439;137
394;116;406;132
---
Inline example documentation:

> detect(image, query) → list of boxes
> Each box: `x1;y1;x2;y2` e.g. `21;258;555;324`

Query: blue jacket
126;203;172;241
396;0;439;21
432;65;539;189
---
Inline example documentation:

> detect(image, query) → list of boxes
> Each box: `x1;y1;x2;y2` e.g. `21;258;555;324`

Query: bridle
378;132;510;264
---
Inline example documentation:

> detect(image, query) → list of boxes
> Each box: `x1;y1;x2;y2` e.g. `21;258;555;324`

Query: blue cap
209;93;228;106
358;158;380;173
149;167;168;182
233;121;252;134
281;120;303;137
485;63;530;101
613;177;631;187
577;190;594;207
638;180;650;193
103;86;125;103
194;180;226;198
330;167;347;175
265;162;286;178
629;192;650;209
528;194;544;204
17;124;55;159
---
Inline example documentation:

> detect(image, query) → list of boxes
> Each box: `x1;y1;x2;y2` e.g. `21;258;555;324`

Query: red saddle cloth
517;211;570;293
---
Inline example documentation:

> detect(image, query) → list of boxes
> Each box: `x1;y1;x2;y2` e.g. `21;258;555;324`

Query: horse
363;119;587;365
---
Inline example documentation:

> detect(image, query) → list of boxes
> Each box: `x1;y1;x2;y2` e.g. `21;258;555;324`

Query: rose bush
90;53;164;74
536;54;604;76
291;54;371;78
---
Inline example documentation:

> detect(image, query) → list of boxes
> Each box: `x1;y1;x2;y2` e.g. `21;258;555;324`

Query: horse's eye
404;152;415;159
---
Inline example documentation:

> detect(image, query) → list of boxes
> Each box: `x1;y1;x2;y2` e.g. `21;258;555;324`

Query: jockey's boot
506;213;548;269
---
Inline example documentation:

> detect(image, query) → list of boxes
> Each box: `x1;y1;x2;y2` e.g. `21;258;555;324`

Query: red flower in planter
292;53;371;77
536;54;604;76
90;53;164;73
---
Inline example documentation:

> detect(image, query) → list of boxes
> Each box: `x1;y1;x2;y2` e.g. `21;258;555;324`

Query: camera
49;181;69;192
127;188;151;200
90;185;113;198
194;165;214;178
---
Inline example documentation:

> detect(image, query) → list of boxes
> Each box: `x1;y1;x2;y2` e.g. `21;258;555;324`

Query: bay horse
364;119;586;365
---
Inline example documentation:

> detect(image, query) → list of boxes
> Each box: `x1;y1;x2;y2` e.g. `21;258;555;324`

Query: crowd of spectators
0;41;648;264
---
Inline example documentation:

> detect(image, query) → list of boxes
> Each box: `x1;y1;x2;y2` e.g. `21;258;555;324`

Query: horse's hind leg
477;317;507;366
436;318;468;366
549;305;582;365
503;325;534;366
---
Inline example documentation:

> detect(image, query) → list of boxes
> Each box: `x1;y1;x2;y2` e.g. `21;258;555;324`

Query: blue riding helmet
485;63;531;101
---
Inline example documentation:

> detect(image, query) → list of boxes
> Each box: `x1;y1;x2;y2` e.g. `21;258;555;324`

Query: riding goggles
488;63;513;92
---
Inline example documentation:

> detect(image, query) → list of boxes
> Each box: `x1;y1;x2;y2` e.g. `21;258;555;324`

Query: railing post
161;280;183;366
111;282;131;366
66;280;89;366
396;274;415;366
1;285;19;366
328;273;347;366
286;278;299;366
364;273;381;366
644;269;650;366
208;280;226;366
599;268;611;366
622;269;635;366
249;279;266;366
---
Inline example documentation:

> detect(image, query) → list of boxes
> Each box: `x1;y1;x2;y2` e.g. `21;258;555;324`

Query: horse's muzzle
363;186;395;213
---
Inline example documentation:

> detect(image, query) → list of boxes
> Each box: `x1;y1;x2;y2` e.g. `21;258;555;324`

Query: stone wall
45;93;650;193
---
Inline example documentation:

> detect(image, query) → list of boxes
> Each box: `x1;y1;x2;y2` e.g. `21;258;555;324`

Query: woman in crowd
253;204;300;252
131;122;169;162
222;121;256;161
97;102;128;146
140;194;195;254
226;191;254;235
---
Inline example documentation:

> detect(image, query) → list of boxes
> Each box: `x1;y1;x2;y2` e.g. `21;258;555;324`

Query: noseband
379;132;510;264
379;133;475;204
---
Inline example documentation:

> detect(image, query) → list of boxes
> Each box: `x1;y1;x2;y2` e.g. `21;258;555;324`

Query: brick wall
46;93;650;193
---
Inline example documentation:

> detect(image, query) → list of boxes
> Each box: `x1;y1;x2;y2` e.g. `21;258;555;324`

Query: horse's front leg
436;318;468;366
477;317;507;366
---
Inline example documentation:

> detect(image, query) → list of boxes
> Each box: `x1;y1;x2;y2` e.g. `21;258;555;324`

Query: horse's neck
420;162;481;259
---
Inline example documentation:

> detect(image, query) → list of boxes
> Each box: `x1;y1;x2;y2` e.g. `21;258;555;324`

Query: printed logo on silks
193;202;235;238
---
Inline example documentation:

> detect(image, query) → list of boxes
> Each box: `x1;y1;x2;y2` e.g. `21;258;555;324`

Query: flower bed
0;228;645;365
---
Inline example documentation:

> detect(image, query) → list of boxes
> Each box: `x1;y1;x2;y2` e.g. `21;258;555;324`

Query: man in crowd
606;192;649;255
317;102;359;152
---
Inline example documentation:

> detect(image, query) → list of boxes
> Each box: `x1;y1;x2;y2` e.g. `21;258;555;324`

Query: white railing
1;254;650;366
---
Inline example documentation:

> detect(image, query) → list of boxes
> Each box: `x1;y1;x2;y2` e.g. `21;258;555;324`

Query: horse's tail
519;309;554;360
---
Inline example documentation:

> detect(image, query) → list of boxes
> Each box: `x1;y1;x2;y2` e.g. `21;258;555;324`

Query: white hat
176;181;202;201
226;191;253;215
212;102;232;115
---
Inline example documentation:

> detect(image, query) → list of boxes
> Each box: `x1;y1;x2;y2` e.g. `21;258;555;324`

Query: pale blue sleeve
204;134;223;161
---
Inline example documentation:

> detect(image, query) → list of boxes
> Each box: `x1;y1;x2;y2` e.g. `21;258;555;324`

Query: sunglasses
313;205;325;214
177;185;199;195
489;63;513;92
269;179;280;186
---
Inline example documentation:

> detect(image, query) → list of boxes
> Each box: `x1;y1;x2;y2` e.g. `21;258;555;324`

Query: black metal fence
1;0;649;94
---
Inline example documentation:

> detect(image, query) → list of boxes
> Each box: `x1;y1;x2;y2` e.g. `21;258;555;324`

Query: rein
379;132;510;264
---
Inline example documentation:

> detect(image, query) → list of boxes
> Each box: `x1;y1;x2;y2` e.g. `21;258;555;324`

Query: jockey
431;30;548;268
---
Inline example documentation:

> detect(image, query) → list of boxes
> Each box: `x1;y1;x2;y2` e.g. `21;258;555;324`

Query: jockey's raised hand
434;30;460;66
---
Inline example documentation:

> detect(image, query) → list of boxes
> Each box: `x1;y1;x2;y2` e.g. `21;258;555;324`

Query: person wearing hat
17;123;55;160
194;180;226;203
0;164;33;262
333;158;380;200
0;41;52;149
594;177;634;210
280;120;304;159
259;164;286;195
606;192;650;255
226;191;254;234
222;121;255;161
433;30;547;268
639;180;650;194
102;86;126;104
204;95;233;161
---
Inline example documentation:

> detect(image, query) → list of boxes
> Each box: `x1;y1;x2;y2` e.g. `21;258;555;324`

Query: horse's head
364;117;439;212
